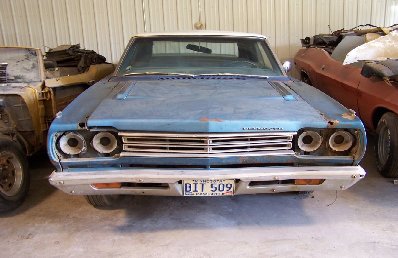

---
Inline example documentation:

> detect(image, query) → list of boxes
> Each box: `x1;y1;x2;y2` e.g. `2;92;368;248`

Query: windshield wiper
123;72;196;77
197;73;270;79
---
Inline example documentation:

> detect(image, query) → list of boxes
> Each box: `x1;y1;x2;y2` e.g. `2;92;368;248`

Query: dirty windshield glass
118;37;283;76
0;48;41;83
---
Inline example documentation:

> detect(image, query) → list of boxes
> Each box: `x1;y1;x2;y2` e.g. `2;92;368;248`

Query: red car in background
294;26;398;178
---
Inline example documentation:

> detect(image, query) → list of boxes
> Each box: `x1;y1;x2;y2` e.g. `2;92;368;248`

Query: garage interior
1;0;398;257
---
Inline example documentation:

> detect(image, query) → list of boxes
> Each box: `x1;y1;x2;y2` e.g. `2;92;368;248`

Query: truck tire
376;112;398;178
0;140;29;213
85;195;119;209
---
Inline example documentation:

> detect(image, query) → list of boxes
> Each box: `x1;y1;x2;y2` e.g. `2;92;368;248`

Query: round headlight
92;132;118;154
329;131;353;152
59;132;86;155
298;131;323;152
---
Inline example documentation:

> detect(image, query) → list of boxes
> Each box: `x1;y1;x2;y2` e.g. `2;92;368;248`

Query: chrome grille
120;132;295;158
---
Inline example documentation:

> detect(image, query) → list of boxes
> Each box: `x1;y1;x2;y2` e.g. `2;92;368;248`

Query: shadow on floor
110;191;315;233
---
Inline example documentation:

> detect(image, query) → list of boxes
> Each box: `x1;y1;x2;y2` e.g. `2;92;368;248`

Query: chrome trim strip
120;150;295;158
119;132;296;138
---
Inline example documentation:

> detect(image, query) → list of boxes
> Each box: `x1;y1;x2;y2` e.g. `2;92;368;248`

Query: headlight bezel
55;130;121;158
295;128;359;156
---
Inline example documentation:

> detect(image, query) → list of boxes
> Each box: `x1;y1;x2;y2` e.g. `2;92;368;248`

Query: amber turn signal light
92;183;122;189
294;179;325;185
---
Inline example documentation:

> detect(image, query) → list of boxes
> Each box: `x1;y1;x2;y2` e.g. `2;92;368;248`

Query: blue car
47;31;366;208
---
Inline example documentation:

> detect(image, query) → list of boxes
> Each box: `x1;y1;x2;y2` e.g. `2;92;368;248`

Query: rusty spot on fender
342;109;356;120
327;119;340;127
200;117;223;122
320;112;340;128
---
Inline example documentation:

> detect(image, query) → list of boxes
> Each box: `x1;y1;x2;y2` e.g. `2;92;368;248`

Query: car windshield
0;48;41;83
118;36;283;77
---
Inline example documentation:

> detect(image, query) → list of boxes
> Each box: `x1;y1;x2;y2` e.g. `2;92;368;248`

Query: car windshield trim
117;36;283;77
122;72;271;79
124;72;196;77
197;73;270;79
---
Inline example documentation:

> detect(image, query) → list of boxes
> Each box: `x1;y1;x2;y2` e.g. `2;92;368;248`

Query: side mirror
282;60;292;73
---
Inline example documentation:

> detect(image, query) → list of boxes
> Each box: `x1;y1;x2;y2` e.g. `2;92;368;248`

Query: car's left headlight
296;128;360;156
329;130;354;152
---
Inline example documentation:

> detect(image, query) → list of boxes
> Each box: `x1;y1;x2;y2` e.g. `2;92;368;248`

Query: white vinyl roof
133;30;267;39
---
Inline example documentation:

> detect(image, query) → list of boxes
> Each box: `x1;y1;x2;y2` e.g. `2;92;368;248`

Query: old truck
0;45;114;212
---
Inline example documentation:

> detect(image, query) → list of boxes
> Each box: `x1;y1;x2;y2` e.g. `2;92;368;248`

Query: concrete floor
1;136;398;258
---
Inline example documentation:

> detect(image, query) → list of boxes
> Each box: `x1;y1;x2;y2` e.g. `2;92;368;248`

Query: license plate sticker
183;179;235;196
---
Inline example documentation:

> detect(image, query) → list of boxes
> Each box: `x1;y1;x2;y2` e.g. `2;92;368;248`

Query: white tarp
343;30;398;65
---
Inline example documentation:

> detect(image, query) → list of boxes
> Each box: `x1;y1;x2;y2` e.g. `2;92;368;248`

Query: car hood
85;77;328;132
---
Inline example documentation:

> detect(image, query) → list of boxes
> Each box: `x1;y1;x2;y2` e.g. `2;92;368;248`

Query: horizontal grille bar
0;63;7;83
120;132;295;158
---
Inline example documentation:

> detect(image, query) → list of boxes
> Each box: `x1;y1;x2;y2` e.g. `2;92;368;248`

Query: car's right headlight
56;130;121;158
59;132;86;155
92;132;118;154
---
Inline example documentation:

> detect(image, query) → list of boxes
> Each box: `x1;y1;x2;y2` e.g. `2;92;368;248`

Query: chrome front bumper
49;166;365;196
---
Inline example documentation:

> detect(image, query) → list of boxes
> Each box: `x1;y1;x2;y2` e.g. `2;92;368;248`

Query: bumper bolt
351;175;357;178
274;176;279;180
340;185;345;190
138;179;144;182
272;189;276;192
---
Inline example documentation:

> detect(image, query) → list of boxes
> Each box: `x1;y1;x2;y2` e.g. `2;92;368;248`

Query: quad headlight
59;132;86;155
92;132;118;154
329;130;354;152
298;130;323;152
57;131;120;157
297;128;357;155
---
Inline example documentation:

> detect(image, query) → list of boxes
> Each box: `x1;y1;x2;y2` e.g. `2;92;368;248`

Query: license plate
183;179;235;196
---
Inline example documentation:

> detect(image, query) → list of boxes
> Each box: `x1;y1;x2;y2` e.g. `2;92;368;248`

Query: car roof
133;30;267;39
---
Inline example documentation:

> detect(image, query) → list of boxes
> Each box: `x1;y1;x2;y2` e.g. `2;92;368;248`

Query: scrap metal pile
301;24;398;81
301;24;398;54
45;44;107;72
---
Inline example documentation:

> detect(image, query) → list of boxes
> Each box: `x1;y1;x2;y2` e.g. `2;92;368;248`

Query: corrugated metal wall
1;0;397;62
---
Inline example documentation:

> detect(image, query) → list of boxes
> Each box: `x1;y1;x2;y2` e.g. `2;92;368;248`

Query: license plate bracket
183;179;235;196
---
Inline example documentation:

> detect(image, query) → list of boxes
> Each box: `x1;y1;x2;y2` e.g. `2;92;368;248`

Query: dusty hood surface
86;78;327;132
